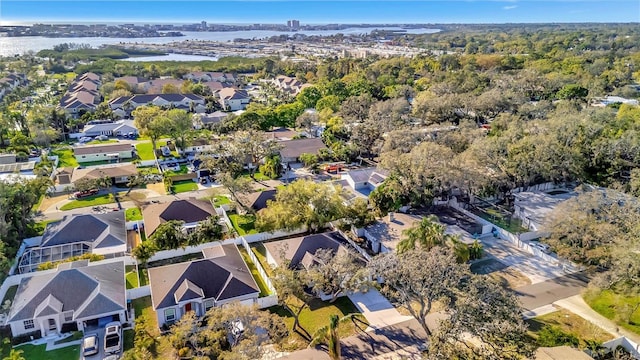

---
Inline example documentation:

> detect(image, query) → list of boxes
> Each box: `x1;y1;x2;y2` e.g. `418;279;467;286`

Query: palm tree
309;314;363;360
397;215;449;253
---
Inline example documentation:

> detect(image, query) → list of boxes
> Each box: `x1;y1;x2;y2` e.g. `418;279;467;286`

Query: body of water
123;54;219;62
0;27;439;57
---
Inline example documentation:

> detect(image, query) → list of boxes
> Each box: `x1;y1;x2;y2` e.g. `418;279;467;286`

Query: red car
74;189;98;198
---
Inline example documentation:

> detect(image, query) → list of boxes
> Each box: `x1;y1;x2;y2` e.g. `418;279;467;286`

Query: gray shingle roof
148;244;259;309
142;199;215;238
8;261;125;322
263;231;351;269
40;211;126;249
279;138;327;159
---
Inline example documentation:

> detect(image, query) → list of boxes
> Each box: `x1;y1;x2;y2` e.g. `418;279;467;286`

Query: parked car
530;241;551;254
104;321;122;355
82;334;99;357
79;136;92;143
96;135;109;141
74;189;99;199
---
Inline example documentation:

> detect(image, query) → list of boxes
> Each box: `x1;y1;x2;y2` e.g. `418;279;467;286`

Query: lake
0;27;440;57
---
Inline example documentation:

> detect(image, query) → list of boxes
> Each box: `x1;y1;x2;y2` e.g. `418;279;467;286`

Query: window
81;156;86;158
164;308;176;322
204;300;214;311
24;320;34;329
64;311;73;322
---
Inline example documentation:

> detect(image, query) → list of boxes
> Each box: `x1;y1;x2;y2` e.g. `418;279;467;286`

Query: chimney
388;212;394;222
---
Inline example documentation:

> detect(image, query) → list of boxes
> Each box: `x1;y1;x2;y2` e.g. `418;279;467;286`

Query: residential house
59;73;101;118
263;231;355;269
82;120;138;137
109;94;206;116
142;199;216;238
73;143;134;163
139;78;184;94
194;111;228;129
114;76;148;93
239;189;277;212
263;127;300;141
341;168;388;197
7;260;126;337
363;212;422;254
513;189;578;231
148;244;259;327
279;138;327;164
182;138;216;154
0;153;36;183
0;73;27;100
217;88;250;111
184;72;236;83
202;81;234;95
271;75;312;95
70;163;138;187
17;211;127;273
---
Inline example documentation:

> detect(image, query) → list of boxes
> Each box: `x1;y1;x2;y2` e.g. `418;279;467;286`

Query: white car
530;241;551;254
103;321;122;355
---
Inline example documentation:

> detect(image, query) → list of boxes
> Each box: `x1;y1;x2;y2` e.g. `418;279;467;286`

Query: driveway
480;235;575;284
515;271;590;311
348;290;413;331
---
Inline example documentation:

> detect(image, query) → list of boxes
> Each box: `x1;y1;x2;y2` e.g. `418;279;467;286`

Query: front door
45;318;56;335
184;303;192;313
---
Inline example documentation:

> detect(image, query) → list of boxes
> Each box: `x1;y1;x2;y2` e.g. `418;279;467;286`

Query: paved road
515;271;591;310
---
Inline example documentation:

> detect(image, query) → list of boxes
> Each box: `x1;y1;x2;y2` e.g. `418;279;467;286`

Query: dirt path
39;194;70;212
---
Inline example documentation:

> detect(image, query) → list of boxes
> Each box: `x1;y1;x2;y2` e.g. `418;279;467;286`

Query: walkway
348;290;414;331
555;295;640;344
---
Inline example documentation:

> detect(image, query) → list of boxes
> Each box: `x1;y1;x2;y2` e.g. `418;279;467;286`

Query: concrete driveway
480;235;574;284
348;290;413;331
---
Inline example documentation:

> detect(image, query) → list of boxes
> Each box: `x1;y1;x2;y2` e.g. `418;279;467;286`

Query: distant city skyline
1;1;639;25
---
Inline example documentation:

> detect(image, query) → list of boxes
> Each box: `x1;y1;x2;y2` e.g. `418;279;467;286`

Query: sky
0;1;639;25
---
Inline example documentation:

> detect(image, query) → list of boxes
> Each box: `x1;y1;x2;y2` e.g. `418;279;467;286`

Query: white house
7;260;126;338
73;143;135;163
109;94;206;115
184;72;236;83
217;88;250;111
340;168;388;197
82;120;138;137
148;244;259;328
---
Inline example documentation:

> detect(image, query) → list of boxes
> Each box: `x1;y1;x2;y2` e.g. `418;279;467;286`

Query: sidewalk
554;295;640;344
348;290;414;331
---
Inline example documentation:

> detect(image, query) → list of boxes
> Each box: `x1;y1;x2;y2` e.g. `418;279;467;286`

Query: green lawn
128;296;175;358
27;219;59;237
87;139;119;144
213;195;231;206
527;309;613;348
135;141;157;161
77;160;115;167
126;269;139;289
228;213;257;236
125;207;143;221
60;193;116;210
171;180;198;193
53;331;83;345
139;268;149;286
51;147;79;167
250;243;273;277
267;297;367;351
123;329;135;351
237;246;272;297
241;170;273;181
13;342;80;360
474;208;529;234
584;288;640;335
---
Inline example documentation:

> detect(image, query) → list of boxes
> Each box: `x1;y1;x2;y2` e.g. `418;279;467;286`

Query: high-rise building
201;21;207;30
287;20;300;29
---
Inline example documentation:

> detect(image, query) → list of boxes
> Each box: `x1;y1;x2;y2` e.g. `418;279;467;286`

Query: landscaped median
61;191;134;211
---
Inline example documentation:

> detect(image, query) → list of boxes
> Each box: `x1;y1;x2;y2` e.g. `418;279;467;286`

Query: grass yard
474;208;529;234
527;308;614;347
53;331;83;345
135;141;157;161
126;265;139;289
27;219;59;237
125;207;143;221
250;243;273;277
241;170;273;181
213;195;230;206
77;160;114;167
13;342;80;360
60;193;116;210
584;288;640;335
87;139;119;144
51;147;78;167
237;246;272;297
228;213;257;235
123;329;134;351
171;180;198;193
130;296;174;358
267;297;368;351
139;268;149;286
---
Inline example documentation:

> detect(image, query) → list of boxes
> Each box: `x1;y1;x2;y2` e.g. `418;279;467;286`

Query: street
514;271;591;310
